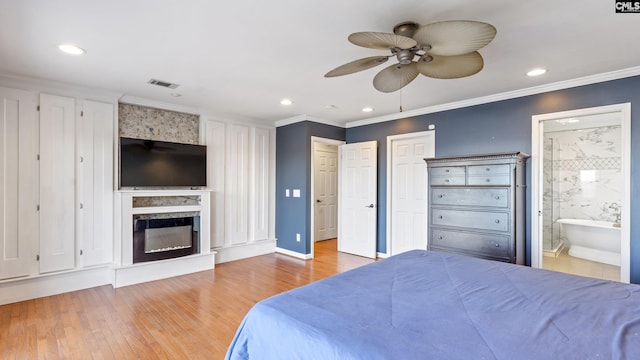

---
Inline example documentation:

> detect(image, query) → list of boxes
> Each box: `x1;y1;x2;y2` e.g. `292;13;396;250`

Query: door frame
309;136;345;259
530;103;631;283
385;131;435;257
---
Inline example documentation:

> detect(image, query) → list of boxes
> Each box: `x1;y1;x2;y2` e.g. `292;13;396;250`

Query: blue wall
274;76;640;283
346;75;640;283
275;121;345;254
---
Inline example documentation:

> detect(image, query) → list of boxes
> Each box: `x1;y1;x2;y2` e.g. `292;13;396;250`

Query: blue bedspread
226;250;640;359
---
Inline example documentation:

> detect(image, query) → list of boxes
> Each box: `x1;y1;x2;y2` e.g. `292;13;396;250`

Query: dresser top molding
424;151;530;165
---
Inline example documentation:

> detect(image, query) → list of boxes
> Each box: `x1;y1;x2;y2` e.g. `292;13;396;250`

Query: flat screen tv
120;137;207;187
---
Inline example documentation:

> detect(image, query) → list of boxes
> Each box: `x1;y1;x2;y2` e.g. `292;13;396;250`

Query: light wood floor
0;239;374;360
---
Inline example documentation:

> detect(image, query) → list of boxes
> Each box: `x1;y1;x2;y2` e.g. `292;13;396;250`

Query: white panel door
79;100;114;266
227;124;249;245
205;120;226;248
251;127;270;241
0;87;37;279
338;141;377;258
314;143;338;241
39;94;76;273
389;132;435;255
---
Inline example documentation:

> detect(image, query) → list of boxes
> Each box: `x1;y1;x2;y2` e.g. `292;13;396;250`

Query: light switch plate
285;189;290;197
293;189;301;197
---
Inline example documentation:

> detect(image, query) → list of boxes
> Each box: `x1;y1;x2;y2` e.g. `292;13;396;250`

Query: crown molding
0;72;122;103
275;114;345;128
118;95;202;115
346;66;640;128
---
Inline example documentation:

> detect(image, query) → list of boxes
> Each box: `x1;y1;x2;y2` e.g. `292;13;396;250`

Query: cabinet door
251;127;270;242
0;87;37;279
227;124;249;245
39;94;76;273
205;120;226;248
79;100;114;266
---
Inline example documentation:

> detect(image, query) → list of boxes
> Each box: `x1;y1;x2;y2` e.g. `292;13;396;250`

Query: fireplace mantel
113;189;214;287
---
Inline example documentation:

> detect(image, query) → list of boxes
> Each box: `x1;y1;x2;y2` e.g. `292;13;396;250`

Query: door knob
316;199;322;203
365;204;375;208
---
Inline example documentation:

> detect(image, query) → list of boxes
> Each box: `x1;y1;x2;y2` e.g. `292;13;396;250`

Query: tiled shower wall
542;125;621;249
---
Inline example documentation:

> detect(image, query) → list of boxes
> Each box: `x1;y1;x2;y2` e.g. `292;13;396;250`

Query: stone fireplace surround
114;189;213;287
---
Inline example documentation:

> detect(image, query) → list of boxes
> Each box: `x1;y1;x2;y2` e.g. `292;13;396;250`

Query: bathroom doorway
531;103;631;283
309;136;345;259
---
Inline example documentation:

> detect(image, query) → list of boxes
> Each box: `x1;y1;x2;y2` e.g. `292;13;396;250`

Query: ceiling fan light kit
325;20;497;93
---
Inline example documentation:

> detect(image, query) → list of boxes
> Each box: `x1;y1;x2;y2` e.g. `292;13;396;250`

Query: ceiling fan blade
417;52;484;79
413;20;496;56
373;63;419;93
348;32;417;50
324;56;390;77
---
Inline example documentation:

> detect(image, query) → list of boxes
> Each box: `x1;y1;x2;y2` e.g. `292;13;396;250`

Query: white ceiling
2;1;640;127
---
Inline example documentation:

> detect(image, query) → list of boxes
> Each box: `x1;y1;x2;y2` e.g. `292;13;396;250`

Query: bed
225;250;640;359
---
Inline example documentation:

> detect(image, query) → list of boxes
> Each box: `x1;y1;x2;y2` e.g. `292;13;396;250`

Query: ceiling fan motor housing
395;49;415;65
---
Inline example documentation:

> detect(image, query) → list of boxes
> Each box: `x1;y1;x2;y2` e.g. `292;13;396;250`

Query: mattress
226;250;640;359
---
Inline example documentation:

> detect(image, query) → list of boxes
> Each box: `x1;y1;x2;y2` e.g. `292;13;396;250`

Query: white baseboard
276;247;312;260
0;266;112;306
377;252;389;259
113;253;215;288
214;239;277;263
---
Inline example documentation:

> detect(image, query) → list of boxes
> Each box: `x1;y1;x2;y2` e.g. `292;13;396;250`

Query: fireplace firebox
133;216;200;263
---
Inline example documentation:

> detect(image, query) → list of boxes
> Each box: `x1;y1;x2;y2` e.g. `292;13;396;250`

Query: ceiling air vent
147;79;180;89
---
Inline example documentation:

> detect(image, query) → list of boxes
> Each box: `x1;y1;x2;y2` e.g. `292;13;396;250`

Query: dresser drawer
430;229;511;259
468;164;510;175
468;164;510;185
431;188;509;208
430;166;466;177
431;209;509;232
429;166;466;186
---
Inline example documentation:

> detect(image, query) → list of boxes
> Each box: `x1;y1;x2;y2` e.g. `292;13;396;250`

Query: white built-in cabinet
78;100;114;267
0;87;38;280
206;120;275;262
0;89;115;283
39;94;76;273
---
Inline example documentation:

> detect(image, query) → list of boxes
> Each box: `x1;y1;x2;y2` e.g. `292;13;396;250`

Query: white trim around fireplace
113;189;214;287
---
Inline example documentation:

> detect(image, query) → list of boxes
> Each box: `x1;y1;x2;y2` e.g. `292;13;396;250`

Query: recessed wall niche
118;103;199;144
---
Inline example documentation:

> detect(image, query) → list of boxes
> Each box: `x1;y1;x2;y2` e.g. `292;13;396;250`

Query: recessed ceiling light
58;43;86;56
280;98;293;106
527;68;547;77
325;104;338;110
362;107;374;112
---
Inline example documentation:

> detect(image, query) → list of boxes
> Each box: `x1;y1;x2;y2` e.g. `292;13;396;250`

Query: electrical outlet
296;233;301;242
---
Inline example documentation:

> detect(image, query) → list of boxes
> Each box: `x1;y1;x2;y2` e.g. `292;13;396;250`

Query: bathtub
557;219;620;266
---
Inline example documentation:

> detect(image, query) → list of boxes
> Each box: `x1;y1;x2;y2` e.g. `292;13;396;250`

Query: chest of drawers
425;152;529;264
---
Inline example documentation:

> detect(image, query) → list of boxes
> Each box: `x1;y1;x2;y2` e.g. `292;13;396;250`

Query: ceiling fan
324;20;497;93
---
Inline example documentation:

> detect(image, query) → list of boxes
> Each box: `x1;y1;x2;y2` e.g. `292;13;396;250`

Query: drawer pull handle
438;216;443;219
495;219;500;224
445;179;450;183
485;178;491;182
438;194;444;198
438;236;443;240
495;195;500;200
445;169;450;173
494;243;500;247
486;168;490;172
